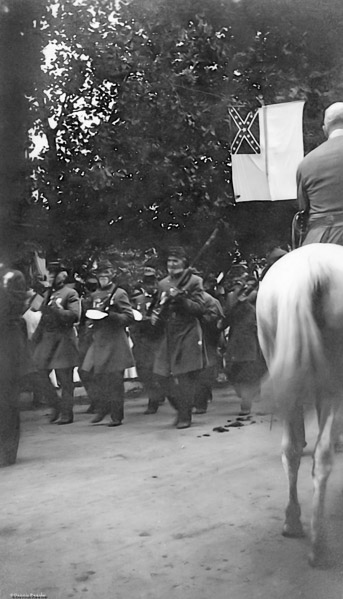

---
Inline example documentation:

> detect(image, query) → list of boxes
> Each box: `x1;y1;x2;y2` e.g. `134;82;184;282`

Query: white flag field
230;101;305;202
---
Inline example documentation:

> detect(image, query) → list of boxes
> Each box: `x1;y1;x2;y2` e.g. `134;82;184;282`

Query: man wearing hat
33;263;81;425
130;267;165;414
152;247;207;429
193;289;224;414
223;266;265;416
81;259;134;427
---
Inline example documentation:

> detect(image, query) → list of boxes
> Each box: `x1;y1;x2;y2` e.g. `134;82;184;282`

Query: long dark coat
224;300;259;363
201;292;224;367
153;273;207;377
223;291;265;383
33;285;80;370
130;290;161;371
82;285;134;374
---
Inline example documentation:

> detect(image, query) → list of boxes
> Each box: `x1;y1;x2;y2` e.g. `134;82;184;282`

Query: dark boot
36;371;61;423
0;402;20;466
56;368;74;425
144;397;159;414
109;373;124;423
58;412;74;425
91;412;107;424
107;420;122;427
175;373;196;429
49;407;61;423
177;420;191;429
193;373;211;414
143;376;164;414
175;407;192;429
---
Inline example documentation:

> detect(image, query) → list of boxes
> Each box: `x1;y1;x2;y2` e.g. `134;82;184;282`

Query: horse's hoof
282;523;305;538
308;551;319;567
308;541;330;568
308;550;330;568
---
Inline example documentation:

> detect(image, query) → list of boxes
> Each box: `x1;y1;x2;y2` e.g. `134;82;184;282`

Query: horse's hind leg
281;404;306;538
309;406;335;567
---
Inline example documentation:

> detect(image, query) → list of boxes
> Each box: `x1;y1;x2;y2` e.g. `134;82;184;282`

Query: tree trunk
0;0;43;262
0;0;42;465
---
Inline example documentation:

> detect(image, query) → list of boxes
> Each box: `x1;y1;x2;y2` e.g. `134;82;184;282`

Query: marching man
33;263;80;425
81;259;134;427
151;247;207;429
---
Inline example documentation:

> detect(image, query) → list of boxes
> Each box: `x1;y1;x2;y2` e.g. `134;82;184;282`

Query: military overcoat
82;285;134;374
200;292;224;367
153;273;207;377
33;285;80;370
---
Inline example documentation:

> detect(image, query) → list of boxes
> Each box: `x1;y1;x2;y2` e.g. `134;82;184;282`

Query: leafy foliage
27;0;343;269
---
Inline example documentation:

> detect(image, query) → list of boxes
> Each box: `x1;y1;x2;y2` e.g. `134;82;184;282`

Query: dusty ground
1;385;343;599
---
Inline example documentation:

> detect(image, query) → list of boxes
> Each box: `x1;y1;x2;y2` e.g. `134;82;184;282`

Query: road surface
1;385;343;599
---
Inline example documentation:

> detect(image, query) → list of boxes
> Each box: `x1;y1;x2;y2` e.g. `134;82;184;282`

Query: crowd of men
22;246;270;431
1;101;343;468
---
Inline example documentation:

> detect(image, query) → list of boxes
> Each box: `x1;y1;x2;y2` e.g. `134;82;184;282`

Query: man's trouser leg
107;371;124;423
36;370;61;420
138;365;165;413
87;374;109;418
174;371;198;426
78;368;96;412
193;367;214;413
26;371;45;407
56;368;74;421
156;376;178;412
0;375;20;466
236;379;260;414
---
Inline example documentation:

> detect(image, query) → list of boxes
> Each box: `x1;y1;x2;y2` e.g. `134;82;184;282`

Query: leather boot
91;413;107;424
144;398;159;414
176;420;191;429
49;407;61;423
58;413;74;425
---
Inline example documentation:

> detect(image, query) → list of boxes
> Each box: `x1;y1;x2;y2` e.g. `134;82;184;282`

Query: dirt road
1;386;343;599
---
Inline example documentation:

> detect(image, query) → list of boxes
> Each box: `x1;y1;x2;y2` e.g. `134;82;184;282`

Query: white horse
256;243;343;566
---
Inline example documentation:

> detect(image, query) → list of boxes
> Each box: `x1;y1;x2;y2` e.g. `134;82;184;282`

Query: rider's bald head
323;102;343;137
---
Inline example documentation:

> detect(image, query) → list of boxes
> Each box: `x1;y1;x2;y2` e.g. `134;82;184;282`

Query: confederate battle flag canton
229;107;260;155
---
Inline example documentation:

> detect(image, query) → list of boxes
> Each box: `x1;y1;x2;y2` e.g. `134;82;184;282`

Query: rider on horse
293;102;343;248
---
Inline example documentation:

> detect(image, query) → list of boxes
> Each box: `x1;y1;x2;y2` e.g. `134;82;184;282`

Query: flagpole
259;97;269;183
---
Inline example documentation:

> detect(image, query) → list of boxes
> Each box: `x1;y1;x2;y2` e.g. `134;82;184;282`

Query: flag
229;101;305;202
229;107;260;154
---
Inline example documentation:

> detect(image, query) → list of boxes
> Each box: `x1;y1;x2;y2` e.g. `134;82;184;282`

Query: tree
0;0;43;262
28;0;343;265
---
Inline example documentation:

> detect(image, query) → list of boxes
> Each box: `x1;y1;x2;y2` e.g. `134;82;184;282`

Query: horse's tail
257;259;328;413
